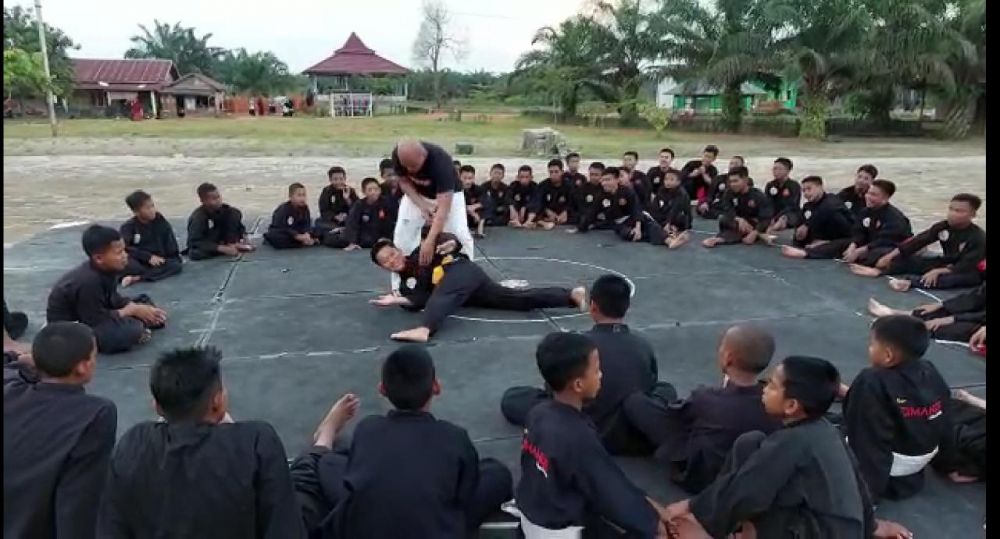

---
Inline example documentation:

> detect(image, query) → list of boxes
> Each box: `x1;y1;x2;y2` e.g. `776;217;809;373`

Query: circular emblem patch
658;199;665;208
514;194;521;202
845;201;853;209
287;216;295;226
597;212;606;220
653;177;661;185
558;196;566;203
330;195;337;204
546;194;553;202
733;198;739;207
769;187;778;195
863;217;871;227
586;194;594;203
133;233;141;243
207;219;215;229
804;210;812;219
602;199;611;208
718;183;725;191
362;214;370;222
748;199;756;208
405;277;417;289
939;229;950;241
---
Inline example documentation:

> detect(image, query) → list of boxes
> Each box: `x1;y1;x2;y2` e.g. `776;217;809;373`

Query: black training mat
4;217;985;537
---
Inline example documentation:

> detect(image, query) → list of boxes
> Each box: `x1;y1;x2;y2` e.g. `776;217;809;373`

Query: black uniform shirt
344;197;395;245
318;185;358;223
536;178;574;214
186;204;246;254
508;181;539;211
649;186;692;229
47;262;129;327
836;186;868;218
851;203;912;249
801;193;854;241
763;178;802;221
120;213;181;263
897;221;985;273
391;142;462;199
268;201;312;235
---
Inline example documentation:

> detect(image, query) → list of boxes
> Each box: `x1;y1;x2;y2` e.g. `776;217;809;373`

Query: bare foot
121;275;142;288
702;237;722;248
391;327;431;343
888;278;912;292
541;221;555;231
313;393;361;447
667;231;690;249
949;471;980;484
236;243;256;252
138;328;153;345
760;234;778;246
867;298;897;318
570;286;588;312
849;264;882;277
781;245;807;258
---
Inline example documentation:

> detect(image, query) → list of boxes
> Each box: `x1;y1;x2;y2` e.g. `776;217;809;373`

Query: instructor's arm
420;191;452;266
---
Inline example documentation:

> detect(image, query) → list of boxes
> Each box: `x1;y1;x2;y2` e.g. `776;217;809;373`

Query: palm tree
125;20;223;75
936;0;984;138
214;49;293;95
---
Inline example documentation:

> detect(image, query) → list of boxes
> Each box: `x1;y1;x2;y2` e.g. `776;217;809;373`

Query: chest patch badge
207;219;214;229
939;229;950;241
405;277;417;289
845;201;853;209
602;198;611;208
804;210;812;219
718;182;725;191
133;233;141;243
514;194;521;202
362;214;370;222
769;187;778;195
748;199;756;208
586;194;594;203
863;217;872;227
331;195;337;204
287;216;295;226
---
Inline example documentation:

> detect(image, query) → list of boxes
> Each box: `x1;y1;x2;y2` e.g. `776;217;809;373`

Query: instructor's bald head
721;324;775;374
395;140;428;174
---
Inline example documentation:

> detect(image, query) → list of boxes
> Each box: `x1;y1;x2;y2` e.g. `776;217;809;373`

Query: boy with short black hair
623;324;782;493
838;164;879;217
681;144;720;202
459;165;487;237
842;315;953;502
379;158;402;214
532;158;574;230
507;165;539;228
502;274;674;455
316;166;359;233
850;193;985;289
621;150;650;201
264;183;316;249
47;225;168;354
119;190;183;287
780;175;854;256
646;147;676;191
98;346;304;538
4;322;117;539
563;152;586;188
702;166;773;248
514;332;664;536
662;356;890;538
324;178;396;250
186;182;253;260
649;168;692;249
292;345;513;537
572;162;605;224
764;157;803;234
482;163;510;227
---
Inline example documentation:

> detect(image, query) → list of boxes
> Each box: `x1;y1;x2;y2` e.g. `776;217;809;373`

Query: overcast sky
11;0;589;73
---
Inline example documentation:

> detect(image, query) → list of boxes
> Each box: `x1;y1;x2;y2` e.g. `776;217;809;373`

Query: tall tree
3;6;77;97
935;0;984;138
214;49;294;94
125;20;223;75
4;48;56;99
411;0;466;109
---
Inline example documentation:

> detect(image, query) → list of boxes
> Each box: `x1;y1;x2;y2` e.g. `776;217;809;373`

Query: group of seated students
3;274;985;538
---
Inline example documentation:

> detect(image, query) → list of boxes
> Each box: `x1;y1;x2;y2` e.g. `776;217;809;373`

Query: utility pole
34;0;58;137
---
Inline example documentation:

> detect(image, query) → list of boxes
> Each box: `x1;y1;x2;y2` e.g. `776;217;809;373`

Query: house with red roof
303;33;409;116
68;58;178;117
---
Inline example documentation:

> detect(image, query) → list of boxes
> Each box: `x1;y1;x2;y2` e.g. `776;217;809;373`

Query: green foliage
125;20;223;75
3;48;56;98
637;102;670;135
214;48;296;95
3;6;77;97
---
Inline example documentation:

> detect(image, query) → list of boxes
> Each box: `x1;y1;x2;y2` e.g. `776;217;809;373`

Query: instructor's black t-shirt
391;142;462;199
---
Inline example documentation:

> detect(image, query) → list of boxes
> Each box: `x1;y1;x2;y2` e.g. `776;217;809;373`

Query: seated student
186;182;254;260
680;144;720;202
379;158;403;216
97;347;304;538
789;179;911;263
502;274;676;455
324;178;396;251
623;324;782;493
838;164;879;218
530;159;574;230
292;345;513;538
513;332;666;536
621;150;650;203
316;166;359;234
453;159;462;176
264;182;317;249
649;168;692;249
563;151;587;189
47;225;167;354
850;193;985;288
645;147;676;192
119;190;183;287
867;282;986;343
842;315;952;502
481;163;510;227
4;322;117;539
571;167;647;242
702;166;773;248
507;165;539;228
368;234;585;343
695;157;752;220
940;388;985;484
763;157;803;234
572;161;605;224
662;356;910;539
780;175;854;257
459;165;487;237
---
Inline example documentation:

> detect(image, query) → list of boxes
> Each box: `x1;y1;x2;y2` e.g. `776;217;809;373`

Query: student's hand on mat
924;316;955;331
131;305;167;326
370;294;401;307
914;303;942;315
149;255;165;267
794;225;808;241
875;253;895;270
542;221;556;230
741;231;758;245
920;268;947;287
969;326;986;349
873;519;913;539
770;216;787;232
218;244;239;257
735;218;752;235
842;249;859;264
343;244;361;251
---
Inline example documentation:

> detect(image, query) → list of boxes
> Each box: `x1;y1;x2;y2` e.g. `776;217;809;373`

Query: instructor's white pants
391;191;475;290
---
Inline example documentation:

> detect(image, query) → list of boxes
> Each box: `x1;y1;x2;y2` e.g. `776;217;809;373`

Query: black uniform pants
188;211;246;260
912;307;981;342
421;261;573;333
888;256;982;289
3;300;28;340
123;256;183;282
803;238;852;259
316;449;513;533
94;294;163;354
717;216;765;244
264;229;313;249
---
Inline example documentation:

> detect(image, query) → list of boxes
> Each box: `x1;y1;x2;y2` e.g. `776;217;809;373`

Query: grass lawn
3;113;985;158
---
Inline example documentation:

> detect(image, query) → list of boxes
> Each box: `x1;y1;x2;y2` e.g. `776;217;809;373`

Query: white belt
890;447;938;477
502;501;583;539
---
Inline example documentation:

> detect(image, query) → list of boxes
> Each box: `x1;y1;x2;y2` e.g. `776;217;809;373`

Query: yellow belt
431;255;456;285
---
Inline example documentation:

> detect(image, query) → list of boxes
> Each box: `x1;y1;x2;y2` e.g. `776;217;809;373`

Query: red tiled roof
72;59;178;90
302;33;409;76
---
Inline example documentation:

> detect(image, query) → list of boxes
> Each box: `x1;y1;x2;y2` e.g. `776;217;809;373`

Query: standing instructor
390;140;475;290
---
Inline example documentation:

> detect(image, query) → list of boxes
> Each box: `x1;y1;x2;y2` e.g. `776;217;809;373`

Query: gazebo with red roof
303;33;410;116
